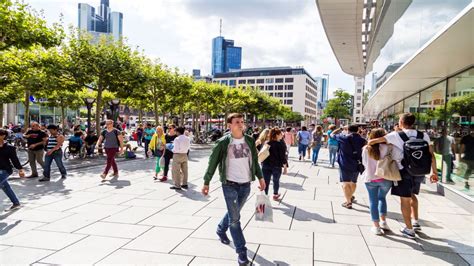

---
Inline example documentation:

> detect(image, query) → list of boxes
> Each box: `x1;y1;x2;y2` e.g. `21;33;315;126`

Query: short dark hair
47;124;58;130
176;127;185;135
0;129;7;136
301;126;307;131
168;124;176;129
348;125;359;133
286;127;292;132
400;113;416;127
227;113;244;124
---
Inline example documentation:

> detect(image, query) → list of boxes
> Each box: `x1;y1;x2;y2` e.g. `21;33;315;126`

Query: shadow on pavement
279;201;334;223
0;220;21;235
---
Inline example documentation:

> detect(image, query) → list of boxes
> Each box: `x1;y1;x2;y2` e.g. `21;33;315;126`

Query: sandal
341;202;352;209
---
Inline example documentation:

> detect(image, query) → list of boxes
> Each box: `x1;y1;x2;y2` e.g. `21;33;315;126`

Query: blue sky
27;0;355;95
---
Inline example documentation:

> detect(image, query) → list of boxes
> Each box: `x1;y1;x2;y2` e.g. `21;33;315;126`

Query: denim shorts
391;169;424;197
339;169;359;183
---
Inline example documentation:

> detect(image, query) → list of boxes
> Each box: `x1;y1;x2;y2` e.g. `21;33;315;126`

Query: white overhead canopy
316;0;365;77
364;6;474;116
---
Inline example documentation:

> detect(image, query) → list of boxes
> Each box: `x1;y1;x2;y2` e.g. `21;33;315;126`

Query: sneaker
465;183;470;190
170;186;182;190
371;226;384;236
273;194;281;201
4;204;21;212
400;227;416;239
299;155;302;161
380;221;391;231
216;231;230;245
61;175;67;179
160;176;168;182
412;222;422;231
100;173;107;179
351;196;357;203
153;176;158;180
26;174;38;179
238;252;250;265
181;185;189;189
38;177;50;182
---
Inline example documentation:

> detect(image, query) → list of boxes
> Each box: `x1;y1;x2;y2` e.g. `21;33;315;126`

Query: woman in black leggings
160;125;176;182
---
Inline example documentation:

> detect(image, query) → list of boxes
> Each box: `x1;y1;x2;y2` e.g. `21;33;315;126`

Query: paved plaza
0;145;473;265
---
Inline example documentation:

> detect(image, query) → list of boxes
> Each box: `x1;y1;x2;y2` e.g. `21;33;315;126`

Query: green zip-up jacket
203;133;263;185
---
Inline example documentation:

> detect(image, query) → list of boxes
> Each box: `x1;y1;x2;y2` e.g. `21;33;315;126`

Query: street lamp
84;98;95;133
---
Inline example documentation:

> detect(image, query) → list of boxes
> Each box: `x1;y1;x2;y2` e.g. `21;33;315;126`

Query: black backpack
398;131;432;176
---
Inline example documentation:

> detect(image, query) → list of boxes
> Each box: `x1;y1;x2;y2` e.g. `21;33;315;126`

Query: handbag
348;135;365;174
375;145;402;181
258;143;271;163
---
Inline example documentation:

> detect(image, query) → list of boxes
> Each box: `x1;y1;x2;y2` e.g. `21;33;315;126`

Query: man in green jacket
202;113;265;265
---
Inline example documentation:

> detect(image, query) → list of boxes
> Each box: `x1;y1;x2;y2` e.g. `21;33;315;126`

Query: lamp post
84;98;95;133
108;99;121;124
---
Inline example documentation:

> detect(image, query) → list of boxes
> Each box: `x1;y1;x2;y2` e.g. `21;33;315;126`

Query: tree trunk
153;99;159;126
0;103;4;127
162;113;165;126
180;107;185;127
61;104;66;131
138;109;143;125
23;90;30;130
95;84;103;132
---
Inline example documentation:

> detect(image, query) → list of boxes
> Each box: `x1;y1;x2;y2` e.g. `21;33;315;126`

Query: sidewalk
0;146;472;265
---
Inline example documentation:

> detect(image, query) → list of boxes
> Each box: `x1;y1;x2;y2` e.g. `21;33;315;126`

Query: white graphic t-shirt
384;129;431;169
227;137;251;183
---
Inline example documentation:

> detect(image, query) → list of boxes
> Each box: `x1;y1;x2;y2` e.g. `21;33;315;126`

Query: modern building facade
353;77;364;124
78;0;123;41
314;76;329;118
213;67;318;124
211;36;242;75
316;0;474;201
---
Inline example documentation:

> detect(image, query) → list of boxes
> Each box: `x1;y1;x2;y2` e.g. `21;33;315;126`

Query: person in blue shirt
68;131;83;150
327;125;339;168
330;125;367;209
143;123;156;158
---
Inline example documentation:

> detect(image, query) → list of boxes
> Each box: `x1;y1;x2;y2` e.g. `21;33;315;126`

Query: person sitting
68;132;83;154
84;130;98;156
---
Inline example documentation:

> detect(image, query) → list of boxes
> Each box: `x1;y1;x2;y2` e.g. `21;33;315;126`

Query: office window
357;89;362;93
229;80;236;86
276;92;283;97
247;79;255;84
285;92;293;97
357;96;361;100
269;93;274;97
258;85;264;90
238;80;246;84
266;85;274;91
277;85;284;90
257;79;264;84
356;103;361;107
285;77;294;83
275;78;284;83
356;110;361;114
286;99;293;105
220;80;228;85
286;85;293;90
265;78;274;83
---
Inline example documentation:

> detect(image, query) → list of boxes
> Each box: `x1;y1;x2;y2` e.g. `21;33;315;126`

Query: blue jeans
365;180;392;222
298;143;309;157
0;170;20;205
328;144;338;166
262;165;282;195
217;182;251;254
43;150;67;178
312;144;322;164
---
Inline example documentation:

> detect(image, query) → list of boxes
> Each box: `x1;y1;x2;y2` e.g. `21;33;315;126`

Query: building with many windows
353;77;364;124
212;67;319;124
316;0;473;202
78;0;123;41
211;36;242;75
314;77;328;118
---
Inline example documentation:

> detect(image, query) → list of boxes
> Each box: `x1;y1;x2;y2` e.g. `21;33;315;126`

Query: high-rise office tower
78;0;123;41
211;36;242;76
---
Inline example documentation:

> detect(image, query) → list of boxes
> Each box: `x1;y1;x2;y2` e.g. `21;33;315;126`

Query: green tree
323;89;352;125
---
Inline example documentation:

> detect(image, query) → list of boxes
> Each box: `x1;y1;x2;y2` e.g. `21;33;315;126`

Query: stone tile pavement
0;146;473;265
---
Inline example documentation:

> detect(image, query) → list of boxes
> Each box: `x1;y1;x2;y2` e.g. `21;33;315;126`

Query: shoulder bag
375;145;402;181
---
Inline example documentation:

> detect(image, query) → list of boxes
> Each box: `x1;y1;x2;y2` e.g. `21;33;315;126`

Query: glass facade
16;103;79;126
211;37;242;75
375;67;474;197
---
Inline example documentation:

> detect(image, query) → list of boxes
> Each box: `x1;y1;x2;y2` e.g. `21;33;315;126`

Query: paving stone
244;227;312;249
102;206;163;224
358;225;422;250
36;213;109;233
40;236;129;264
0;246;53;265
98;249;193;265
0;230;86;250
2;209;74;223
171;238;257;261
75;221;151;239
139;213;208;229
190;257;235;265
369;246;469;265
253;244;313;265
314;232;374;265
0;219;45;240
124;226;193;253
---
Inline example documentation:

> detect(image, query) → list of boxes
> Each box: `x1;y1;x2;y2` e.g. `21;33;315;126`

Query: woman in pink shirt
284;127;294;153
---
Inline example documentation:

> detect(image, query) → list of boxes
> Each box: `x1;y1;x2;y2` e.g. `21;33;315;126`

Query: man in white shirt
368;113;438;239
170;127;191;190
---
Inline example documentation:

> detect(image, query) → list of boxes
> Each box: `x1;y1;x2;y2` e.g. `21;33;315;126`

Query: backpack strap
416;131;423;140
398;131;409;142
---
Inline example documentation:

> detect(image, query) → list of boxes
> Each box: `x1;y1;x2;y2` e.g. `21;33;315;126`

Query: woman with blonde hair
149;126;166;180
362;128;400;235
255;128;270;151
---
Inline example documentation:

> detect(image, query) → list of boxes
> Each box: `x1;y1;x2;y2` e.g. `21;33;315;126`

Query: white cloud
26;0;355;94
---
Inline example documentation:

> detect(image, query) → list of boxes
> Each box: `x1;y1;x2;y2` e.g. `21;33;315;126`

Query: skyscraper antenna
219;19;222;36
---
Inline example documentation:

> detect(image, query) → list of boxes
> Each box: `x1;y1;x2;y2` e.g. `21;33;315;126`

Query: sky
27;0;355;95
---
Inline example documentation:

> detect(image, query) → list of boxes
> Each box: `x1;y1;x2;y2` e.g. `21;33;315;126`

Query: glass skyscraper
78;0;123;41
211;36;242;75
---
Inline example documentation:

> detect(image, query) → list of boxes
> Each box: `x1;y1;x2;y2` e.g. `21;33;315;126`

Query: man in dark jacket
0;129;25;211
202;113;265;266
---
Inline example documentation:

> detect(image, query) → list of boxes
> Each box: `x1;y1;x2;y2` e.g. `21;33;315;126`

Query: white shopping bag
254;193;273;222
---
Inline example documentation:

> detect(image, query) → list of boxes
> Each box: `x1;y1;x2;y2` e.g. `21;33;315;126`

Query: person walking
97;120;124;181
0;129;24;212
434;129;456;183
161;124;177;182
368;113;438;239
170;127;191;190
261;127;287;200
24;122;48;178
331;125;367;209
311;125;324;166
149;126;166;180
306;124;315;160
284;127;294;156
143;123;155;158
297;126;311;161
39;125;67;182
327;125;339;167
459;132;473;189
136;124;144;147
202;113;265;265
361;128;399;235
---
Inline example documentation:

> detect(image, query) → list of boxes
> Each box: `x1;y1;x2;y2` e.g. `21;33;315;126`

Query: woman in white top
361;128;400;235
